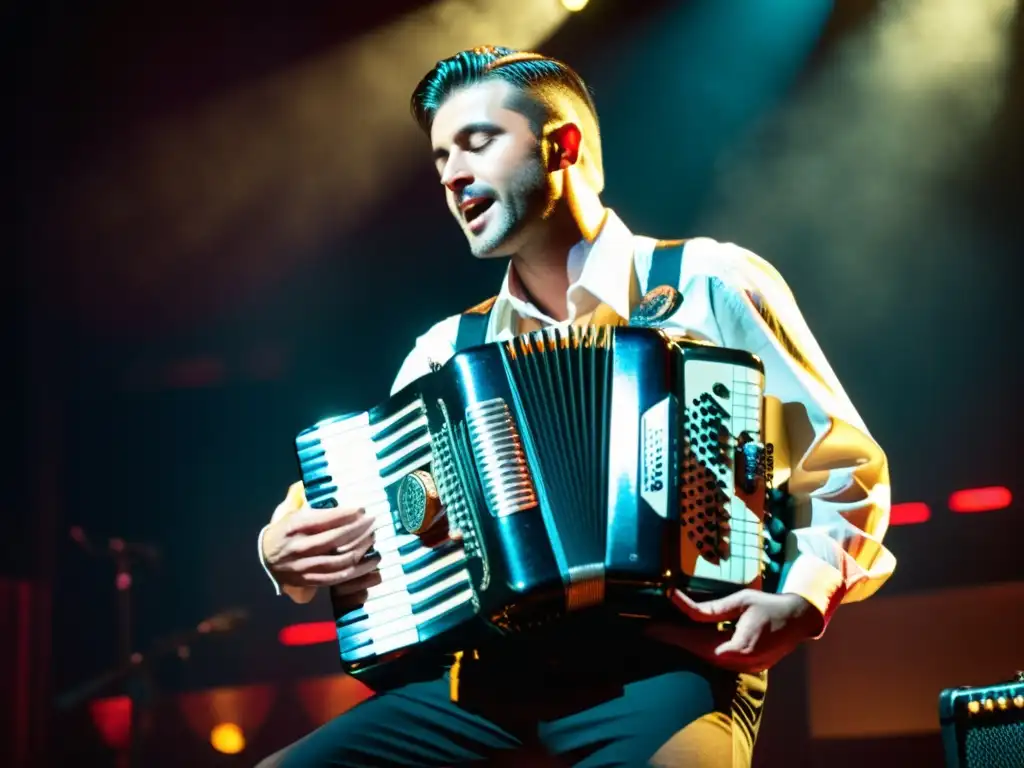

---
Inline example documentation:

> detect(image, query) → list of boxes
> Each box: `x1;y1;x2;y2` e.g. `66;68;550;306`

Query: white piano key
348;569;472;632
361;589;475;657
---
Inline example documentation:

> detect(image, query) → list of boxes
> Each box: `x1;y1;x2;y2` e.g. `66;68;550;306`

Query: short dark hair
410;46;604;189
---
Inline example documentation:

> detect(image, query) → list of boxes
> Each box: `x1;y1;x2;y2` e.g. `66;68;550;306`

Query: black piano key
342;640;380;663
336;606;369;629
371;407;424;444
301;468;335;488
299;456;328;475
407;559;466;595
378;444;432;481
343;595;472;662
295;433;324;452
401;539;461;575
398;538;424;557
304;485;338;507
411;578;471;616
375;428;428;466
338;628;375;655
297;449;326;467
415;599;477;643
337;572;471;645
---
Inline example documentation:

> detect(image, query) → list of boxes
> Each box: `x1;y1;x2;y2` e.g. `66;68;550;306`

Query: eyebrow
432;121;502;162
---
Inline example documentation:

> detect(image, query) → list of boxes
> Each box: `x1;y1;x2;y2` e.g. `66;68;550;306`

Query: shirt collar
490;208;637;334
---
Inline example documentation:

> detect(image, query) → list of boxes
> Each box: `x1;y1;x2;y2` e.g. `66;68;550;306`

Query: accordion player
294;324;790;681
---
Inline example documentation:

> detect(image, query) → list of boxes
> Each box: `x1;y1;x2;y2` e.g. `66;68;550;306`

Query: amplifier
939;671;1024;768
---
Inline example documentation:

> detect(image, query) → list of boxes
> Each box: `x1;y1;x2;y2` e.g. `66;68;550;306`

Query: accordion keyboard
296;398;476;666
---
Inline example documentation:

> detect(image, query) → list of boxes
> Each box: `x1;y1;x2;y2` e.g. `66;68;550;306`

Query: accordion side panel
605;328;680;597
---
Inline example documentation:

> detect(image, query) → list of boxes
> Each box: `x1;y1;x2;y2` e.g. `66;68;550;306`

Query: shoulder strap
454;295;497;353
644;239;688;294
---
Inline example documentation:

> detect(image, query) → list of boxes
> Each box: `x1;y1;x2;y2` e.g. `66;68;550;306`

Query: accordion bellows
295;326;780;679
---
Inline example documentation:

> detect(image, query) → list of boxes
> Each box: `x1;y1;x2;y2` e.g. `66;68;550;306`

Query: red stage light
279;622;336;646
949;486;1012;513
89;695;132;751
890;502;931;525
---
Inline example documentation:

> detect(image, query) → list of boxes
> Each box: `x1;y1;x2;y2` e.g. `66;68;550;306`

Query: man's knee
253;745;289;768
648;712;748;768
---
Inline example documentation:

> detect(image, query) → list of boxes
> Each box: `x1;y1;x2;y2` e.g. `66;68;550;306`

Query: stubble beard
468;151;551;259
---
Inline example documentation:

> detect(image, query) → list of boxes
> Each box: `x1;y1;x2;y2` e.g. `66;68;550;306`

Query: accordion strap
644;239;688;294
454;295;497;352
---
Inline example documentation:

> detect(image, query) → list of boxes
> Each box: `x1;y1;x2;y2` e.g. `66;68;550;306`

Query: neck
510;201;601;322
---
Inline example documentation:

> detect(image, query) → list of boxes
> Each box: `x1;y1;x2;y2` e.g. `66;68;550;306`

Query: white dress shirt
260;208;895;635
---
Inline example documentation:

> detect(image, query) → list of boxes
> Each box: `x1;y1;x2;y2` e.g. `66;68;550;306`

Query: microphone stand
62;528;245;767
110;538;146;768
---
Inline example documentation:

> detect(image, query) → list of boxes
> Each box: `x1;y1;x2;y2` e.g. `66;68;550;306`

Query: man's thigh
536;656;768;767
258;675;523;768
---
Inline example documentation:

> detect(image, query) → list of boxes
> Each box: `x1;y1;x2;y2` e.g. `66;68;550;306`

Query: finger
644;624;756;673
281;550;374;576
284;481;306;508
286;504;366;536
304;552;382;588
330;513;377;553
714;609;763;657
330;568;385;597
670;589;751;623
288;512;375;557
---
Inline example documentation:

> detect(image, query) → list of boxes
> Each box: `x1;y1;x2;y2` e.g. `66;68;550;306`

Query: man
256;46;895;766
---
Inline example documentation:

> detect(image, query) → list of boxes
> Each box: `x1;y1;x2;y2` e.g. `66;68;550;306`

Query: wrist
260;521;285;571
784;593;825;638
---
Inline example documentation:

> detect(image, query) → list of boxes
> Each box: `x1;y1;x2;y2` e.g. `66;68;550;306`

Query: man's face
430;79;552;258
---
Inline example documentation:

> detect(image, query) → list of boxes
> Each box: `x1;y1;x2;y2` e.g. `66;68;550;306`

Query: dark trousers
258;620;767;767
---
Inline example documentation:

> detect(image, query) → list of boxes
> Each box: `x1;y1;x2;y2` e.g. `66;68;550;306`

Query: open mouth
461;197;495;224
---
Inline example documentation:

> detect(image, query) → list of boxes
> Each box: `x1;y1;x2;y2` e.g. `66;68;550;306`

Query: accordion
294;325;787;679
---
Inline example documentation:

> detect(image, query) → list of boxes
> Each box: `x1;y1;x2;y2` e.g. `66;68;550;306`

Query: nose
440;151;473;195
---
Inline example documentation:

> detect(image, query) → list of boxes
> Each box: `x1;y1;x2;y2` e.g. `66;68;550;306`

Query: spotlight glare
210;722;246;755
562;0;589;11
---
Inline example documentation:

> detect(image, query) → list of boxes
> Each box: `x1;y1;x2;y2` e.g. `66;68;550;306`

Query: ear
548;123;582;170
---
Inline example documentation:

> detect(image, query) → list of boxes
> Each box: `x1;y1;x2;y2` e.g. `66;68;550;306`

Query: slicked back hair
410;46;604;190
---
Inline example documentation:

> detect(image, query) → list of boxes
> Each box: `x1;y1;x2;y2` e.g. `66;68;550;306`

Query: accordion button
397;470;442;534
968;700;981;714
996;696;1009;710
1013;695;1024;709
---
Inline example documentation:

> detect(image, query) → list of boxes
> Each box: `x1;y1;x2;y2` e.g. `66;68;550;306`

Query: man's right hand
261;483;380;591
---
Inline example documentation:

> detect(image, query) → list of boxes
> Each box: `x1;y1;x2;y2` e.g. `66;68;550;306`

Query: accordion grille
500;326;613;597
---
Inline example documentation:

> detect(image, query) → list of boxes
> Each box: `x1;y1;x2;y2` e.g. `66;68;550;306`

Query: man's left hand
646;590;824;674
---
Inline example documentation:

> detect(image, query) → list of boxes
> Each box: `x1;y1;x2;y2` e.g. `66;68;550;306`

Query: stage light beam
59;0;572;336
562;0;589;12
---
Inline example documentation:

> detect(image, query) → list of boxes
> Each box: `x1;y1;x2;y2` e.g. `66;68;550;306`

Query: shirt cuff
257;524;317;604
779;552;846;639
257;524;283;596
